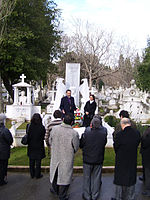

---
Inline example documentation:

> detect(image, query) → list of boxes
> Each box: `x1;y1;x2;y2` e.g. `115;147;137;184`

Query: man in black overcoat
141;127;150;197
111;118;141;200
60;89;76;120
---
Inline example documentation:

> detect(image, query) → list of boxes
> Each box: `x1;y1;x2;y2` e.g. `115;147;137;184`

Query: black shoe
50;188;57;195
36;174;43;179
139;176;144;181
111;198;116;200
82;194;90;200
0;181;8;186
142;191;150;197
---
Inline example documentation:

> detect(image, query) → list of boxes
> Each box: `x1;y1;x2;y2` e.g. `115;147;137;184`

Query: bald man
111;118;141;200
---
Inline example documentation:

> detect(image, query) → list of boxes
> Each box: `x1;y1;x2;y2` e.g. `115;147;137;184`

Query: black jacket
83;101;97;127
80;126;107;165
0;124;13;160
27;123;46;160
141;127;150;168
114;126;141;186
60;96;76;116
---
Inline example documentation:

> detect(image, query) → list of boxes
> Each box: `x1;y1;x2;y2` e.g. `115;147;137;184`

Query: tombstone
6;74;41;121
65;63;80;106
116;80;150;123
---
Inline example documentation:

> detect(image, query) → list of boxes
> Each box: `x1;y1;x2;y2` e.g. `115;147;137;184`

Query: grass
17;122;29;129
9;147;142;166
6;119;12;129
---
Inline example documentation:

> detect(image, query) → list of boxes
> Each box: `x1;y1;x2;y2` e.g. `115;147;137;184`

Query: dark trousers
145;167;150;194
83;163;102;200
29;159;41;178
114;184;135;200
0;159;8;184
51;168;69;200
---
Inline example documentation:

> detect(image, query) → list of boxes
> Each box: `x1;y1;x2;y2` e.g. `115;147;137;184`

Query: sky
55;0;150;53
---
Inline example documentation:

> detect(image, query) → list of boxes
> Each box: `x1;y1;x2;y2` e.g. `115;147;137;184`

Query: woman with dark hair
27;113;46;179
83;95;97;127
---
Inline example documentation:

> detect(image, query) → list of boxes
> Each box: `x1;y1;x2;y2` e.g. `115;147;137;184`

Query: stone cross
20;74;26;83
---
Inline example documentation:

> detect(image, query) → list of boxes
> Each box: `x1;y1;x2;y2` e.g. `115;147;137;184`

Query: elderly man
49;113;79;200
141;127;150;197
80;117;107;200
111;118;141;200
0;113;13;186
113;110;136;140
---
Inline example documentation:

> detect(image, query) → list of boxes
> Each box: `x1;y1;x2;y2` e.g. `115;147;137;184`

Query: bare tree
59;19;138;89
70;20;114;89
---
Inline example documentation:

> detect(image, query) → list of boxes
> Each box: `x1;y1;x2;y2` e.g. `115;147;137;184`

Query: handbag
21;134;28;145
21;123;30;145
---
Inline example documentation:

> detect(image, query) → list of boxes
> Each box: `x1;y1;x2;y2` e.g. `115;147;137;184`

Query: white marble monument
65;63;80;106
6;74;41;121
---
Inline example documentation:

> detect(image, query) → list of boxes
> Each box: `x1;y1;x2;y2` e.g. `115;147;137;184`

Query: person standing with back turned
0;113;13;186
80;117;107;200
49;114;79;200
111;118;141;200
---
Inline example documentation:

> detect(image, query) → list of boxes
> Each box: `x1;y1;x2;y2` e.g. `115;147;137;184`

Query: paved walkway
0;173;149;200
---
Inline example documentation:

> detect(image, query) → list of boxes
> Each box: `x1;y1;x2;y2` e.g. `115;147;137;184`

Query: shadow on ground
0;173;149;200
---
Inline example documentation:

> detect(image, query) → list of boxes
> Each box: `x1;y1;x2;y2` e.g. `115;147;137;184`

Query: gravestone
65;63;80;106
6;74;41;121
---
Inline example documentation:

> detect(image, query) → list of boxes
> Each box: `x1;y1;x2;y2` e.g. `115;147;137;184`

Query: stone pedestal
6;104;41;121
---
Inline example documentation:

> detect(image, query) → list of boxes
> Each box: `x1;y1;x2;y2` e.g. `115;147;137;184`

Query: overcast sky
55;0;150;53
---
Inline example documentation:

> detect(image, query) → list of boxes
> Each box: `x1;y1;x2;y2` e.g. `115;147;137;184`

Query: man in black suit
60;89;76;120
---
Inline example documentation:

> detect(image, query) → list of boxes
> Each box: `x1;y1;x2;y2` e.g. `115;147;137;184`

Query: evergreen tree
136;39;150;91
0;0;61;99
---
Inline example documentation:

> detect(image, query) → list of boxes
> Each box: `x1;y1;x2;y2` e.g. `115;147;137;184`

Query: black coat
114;126;141;186
83;101;97;127
80;126;107;165
0;124;13;160
27;123;46;160
60;96;76;116
141;127;150;168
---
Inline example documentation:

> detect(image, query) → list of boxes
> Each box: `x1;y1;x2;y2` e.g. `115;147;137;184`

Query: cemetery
1;62;149;149
1;1;150;199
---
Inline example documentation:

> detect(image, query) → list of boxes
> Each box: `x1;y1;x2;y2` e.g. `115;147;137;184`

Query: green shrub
104;115;120;127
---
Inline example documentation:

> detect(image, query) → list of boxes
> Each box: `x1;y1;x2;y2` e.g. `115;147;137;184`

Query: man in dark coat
80;117;107;200
113;110;136;140
141;127;150;197
0;113;13;186
60;89;76;120
111;118;141;200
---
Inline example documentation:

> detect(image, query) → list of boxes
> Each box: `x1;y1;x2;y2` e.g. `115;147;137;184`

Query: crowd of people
0;89;150;200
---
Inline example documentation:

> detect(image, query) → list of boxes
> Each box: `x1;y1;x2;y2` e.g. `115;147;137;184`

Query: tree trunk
0;73;3;112
89;73;92;90
2;74;14;101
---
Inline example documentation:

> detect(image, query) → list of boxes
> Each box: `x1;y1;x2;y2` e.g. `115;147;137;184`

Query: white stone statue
79;78;89;112
52;77;66;116
19;91;27;105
